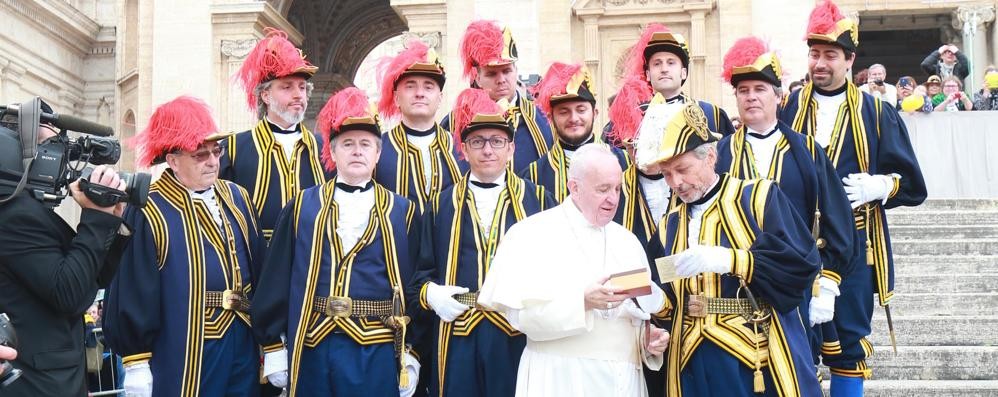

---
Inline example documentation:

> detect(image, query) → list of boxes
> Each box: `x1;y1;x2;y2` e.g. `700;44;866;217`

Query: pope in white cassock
478;143;670;397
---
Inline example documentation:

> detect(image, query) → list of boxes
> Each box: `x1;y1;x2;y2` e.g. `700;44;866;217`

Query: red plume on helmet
531;62;596;120
376;39;445;121
606;76;653;147
722;36;769;83
450;88;508;159
806;1;845;37
133;96;222;168
235;28;318;111
460;20;512;82
316;87;379;172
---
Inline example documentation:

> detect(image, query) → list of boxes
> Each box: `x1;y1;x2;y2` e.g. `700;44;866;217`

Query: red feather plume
722;36;769;83
624;23;670;82
531;62;583;120
460;20;505;82
376;39;433;120
450;88;502;159
606;76;653;146
806;0;845;37
316;87;372;172
133;96;219;168
235;28;316;111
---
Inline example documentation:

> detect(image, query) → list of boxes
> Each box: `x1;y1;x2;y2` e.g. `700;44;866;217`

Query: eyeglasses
181;145;224;162
465;136;510;150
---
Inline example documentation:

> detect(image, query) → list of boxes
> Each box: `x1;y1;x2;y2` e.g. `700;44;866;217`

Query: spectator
973;70;998;111
854;68;868;85
896;76;916;106
926;75;944;106
900;84;934;114
860;64;898;105
921;44;970;84
934;76;973;111
730;115;742;130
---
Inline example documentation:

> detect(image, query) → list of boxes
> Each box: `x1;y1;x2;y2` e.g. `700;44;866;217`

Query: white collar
266;116;300;133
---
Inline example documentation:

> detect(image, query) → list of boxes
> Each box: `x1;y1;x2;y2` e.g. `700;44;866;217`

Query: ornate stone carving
221;39;258;59
953;4;995;35
402;31;442;51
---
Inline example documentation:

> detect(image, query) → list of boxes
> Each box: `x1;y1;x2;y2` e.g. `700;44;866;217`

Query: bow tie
335;181;374;193
470;180;500;189
747;126;779;139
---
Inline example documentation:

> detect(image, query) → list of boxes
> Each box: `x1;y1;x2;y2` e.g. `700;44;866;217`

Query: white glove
399;352;420;397
263;348;289;388
425;283;470;322
809;277;840;327
123;361;153;397
842;173;895;209
675;245;733;278
619;300;652;326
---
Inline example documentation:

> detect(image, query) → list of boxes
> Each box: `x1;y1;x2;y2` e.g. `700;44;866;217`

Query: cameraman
859;64;898;106
0;114;131;396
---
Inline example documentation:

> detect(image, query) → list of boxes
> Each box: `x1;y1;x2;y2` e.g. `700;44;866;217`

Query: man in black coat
0;120;130;396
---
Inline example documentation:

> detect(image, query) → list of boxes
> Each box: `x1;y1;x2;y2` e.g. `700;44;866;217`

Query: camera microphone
0;105;114;137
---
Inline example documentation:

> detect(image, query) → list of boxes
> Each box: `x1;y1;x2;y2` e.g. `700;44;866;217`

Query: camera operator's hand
69;165;126;217
0;345;15;376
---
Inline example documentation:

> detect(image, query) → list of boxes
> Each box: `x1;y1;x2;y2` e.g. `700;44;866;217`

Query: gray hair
869;64;886;73
254;80;315;119
567;144;620;183
329;134;383;151
691;142;716;160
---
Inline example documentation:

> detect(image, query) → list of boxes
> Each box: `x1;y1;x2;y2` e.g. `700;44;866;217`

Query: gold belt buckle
687;294;707;318
222;289;242;311
326;296;353;318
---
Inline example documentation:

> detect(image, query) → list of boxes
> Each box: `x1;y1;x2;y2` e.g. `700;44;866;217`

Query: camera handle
0;98;42;205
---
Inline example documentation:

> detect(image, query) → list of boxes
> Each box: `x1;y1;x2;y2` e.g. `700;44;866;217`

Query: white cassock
478;199;665;397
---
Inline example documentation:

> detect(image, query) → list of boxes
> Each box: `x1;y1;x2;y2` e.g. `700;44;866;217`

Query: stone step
888;199;998;212
821;380;998;397
861;346;998;380
894;274;998;294
886;210;998;226
893;255;998;274
878;293;998;316
890;225;998;240
867;316;998;346
891;239;998;256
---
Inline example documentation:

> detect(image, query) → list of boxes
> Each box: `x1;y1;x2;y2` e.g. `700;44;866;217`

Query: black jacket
920;51;970;82
0;193;128;397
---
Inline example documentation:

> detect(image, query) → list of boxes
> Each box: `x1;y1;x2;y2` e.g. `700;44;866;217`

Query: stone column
954;4;996;94
688;9;707;99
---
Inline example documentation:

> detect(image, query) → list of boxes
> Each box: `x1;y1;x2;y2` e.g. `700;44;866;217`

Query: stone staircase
823;199;998;396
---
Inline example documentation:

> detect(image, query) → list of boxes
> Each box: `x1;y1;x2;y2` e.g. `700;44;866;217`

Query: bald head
567;144;622;227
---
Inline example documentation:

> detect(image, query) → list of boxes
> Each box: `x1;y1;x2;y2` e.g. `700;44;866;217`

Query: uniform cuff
821;269;842;285
262;342;285;354
731;249;754;283
419;282;431;310
122;352;151;366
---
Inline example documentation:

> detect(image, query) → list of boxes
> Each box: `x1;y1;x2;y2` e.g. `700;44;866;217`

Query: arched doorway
278;0;409;120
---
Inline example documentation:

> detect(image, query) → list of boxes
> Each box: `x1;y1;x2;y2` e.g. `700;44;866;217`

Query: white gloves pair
399;352;420;397
263;347;419;397
675;245;734;278
426;282;471;322
809;277;840;326
123;362;153;397
842;173;895;209
263;348;289;388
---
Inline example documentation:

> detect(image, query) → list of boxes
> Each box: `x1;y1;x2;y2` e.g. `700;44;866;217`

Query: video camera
0;97;149;209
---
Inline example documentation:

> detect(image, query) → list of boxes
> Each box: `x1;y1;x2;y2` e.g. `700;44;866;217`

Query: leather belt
312;296;393;318
685;296;770;318
205;290;250;313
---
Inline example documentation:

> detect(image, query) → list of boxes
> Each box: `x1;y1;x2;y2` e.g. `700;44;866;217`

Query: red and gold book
607;268;653;298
